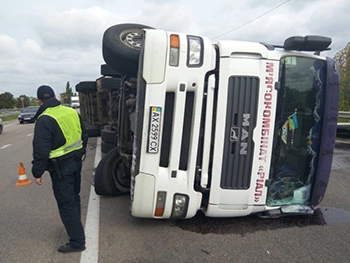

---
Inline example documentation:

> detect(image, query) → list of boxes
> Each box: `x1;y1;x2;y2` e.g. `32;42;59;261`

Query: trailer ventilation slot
221;76;259;189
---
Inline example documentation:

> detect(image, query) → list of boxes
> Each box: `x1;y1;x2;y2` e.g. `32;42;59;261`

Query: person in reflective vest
31;85;88;253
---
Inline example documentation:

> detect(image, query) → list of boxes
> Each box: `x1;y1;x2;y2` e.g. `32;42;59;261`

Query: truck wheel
102;23;154;77
94;147;130;196
87;126;101;137
94;148;119;196
100;77;122;90
76;81;97;93
101;140;115;154
101;128;117;144
101;64;122;77
113;156;131;194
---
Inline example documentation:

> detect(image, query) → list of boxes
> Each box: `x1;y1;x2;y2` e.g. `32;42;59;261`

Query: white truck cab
130;30;339;219
94;24;339;220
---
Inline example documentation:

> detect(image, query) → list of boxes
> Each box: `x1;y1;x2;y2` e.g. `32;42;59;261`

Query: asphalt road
0;120;95;263
1;120;349;263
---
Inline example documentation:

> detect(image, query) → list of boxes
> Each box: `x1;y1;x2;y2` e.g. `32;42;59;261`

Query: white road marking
4;122;18;128
0;144;11;149
336;139;350;145
80;138;101;263
27;133;34;137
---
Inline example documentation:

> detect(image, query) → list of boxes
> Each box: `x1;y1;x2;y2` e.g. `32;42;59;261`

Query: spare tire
102;23;154;77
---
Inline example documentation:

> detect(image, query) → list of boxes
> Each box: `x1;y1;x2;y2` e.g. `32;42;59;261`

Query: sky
0;0;349;98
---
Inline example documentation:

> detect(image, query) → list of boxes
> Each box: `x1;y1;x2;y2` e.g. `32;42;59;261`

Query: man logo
230;127;239;142
229;114;251;155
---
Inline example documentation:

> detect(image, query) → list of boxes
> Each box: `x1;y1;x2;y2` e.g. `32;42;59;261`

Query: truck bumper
131;173;156;218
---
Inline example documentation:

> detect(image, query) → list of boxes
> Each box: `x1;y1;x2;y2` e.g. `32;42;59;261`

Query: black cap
37;85;55;100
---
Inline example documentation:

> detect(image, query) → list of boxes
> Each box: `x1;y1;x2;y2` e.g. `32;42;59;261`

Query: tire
102;23;154;77
94;147;130;196
0;125;2;134
76;81;97;93
100;77;122;90
101;128;117;144
94;148;119;196
87;126;101;137
101;140;115;154
101;64;122;77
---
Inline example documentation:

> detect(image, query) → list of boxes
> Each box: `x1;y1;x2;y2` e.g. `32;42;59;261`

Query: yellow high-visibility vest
38;105;83;159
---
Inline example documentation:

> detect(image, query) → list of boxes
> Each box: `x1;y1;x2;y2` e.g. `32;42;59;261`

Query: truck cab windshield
267;56;327;206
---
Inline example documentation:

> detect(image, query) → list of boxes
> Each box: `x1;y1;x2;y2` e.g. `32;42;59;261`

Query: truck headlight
187;36;203;67
170;194;189;219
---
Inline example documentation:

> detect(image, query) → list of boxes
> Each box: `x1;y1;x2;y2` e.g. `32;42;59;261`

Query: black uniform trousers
50;160;85;248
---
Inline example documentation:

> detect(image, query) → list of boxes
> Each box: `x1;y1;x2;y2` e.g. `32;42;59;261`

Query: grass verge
1;114;18;122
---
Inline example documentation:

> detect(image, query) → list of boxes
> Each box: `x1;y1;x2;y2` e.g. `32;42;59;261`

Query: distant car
0;117;3;134
18;106;40;124
62;103;72;107
71;96;80;109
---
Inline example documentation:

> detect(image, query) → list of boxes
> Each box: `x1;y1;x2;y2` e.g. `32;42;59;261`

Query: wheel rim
113;158;131;188
119;29;143;50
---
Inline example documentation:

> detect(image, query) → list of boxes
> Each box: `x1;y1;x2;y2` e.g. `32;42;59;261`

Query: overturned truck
79;23;340;219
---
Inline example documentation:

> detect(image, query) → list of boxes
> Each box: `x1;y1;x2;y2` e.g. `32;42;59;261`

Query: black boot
58;243;86;253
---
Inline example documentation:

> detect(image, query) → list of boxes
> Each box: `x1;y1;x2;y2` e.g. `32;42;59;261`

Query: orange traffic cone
16;162;32;187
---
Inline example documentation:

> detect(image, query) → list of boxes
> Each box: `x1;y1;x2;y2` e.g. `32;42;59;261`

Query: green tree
334;43;350;111
30;97;39;106
61;81;73;103
16;95;31;108
0;92;16;109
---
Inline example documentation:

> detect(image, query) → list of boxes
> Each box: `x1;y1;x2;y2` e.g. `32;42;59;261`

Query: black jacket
31;98;88;178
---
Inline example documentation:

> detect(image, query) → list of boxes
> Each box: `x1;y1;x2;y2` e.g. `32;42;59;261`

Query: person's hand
35;177;43;186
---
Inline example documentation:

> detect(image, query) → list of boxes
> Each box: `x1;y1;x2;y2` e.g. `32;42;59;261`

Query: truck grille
179;92;194;170
159;91;194;171
159;92;175;168
220;76;259;189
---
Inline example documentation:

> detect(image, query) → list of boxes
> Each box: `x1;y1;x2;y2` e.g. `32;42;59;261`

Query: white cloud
0;34;20;58
0;0;349;97
26;6;113;50
22;39;42;54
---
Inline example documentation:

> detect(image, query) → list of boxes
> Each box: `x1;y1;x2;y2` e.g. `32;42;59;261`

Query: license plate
147;106;162;153
24;117;31;120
